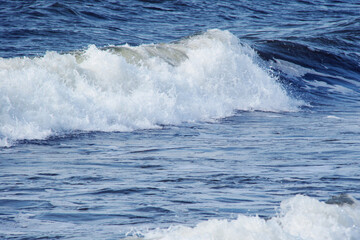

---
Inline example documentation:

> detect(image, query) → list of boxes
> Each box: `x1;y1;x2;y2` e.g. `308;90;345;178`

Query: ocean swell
0;29;301;146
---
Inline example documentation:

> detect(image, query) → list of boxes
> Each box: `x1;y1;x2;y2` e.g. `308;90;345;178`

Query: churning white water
0;29;301;146
142;195;360;240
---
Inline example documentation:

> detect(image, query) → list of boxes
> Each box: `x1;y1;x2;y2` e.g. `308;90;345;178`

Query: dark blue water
1;1;360;239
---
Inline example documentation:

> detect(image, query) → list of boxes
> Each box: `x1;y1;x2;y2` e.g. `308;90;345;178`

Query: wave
256;40;360;106
0;29;301;147
139;195;360;240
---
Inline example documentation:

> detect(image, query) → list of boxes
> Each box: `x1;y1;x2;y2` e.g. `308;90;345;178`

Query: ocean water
1;1;360;239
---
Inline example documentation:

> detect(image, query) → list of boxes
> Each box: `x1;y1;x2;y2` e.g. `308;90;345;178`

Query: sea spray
0;29;301;146
143;195;360;240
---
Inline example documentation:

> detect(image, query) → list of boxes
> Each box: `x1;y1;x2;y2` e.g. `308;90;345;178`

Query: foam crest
143;195;360;240
0;29;301;146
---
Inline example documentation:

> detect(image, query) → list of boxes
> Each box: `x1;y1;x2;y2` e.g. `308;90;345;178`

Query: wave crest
142;195;360;240
0;29;301;146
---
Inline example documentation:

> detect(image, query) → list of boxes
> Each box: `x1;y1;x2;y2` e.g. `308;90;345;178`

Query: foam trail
142;195;360;240
0;29;301;146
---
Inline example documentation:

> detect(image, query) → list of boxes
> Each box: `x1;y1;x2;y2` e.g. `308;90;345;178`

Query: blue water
1;1;360;239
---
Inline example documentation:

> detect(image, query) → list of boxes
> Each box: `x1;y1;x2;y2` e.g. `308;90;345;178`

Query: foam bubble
0;29;302;146
143;195;360;240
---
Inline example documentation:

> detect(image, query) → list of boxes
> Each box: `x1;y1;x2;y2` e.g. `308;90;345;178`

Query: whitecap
0;29;303;145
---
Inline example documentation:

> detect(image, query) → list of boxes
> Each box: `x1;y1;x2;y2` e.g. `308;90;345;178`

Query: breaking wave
0;29;301;146
141;195;360;240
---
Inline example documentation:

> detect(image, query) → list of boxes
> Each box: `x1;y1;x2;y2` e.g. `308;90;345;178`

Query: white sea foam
142;195;360;240
270;59;311;78
0;29;301;146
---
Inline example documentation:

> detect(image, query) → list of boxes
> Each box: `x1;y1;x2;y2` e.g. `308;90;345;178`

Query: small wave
0;29;301;146
259;40;360;105
139;195;360;240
